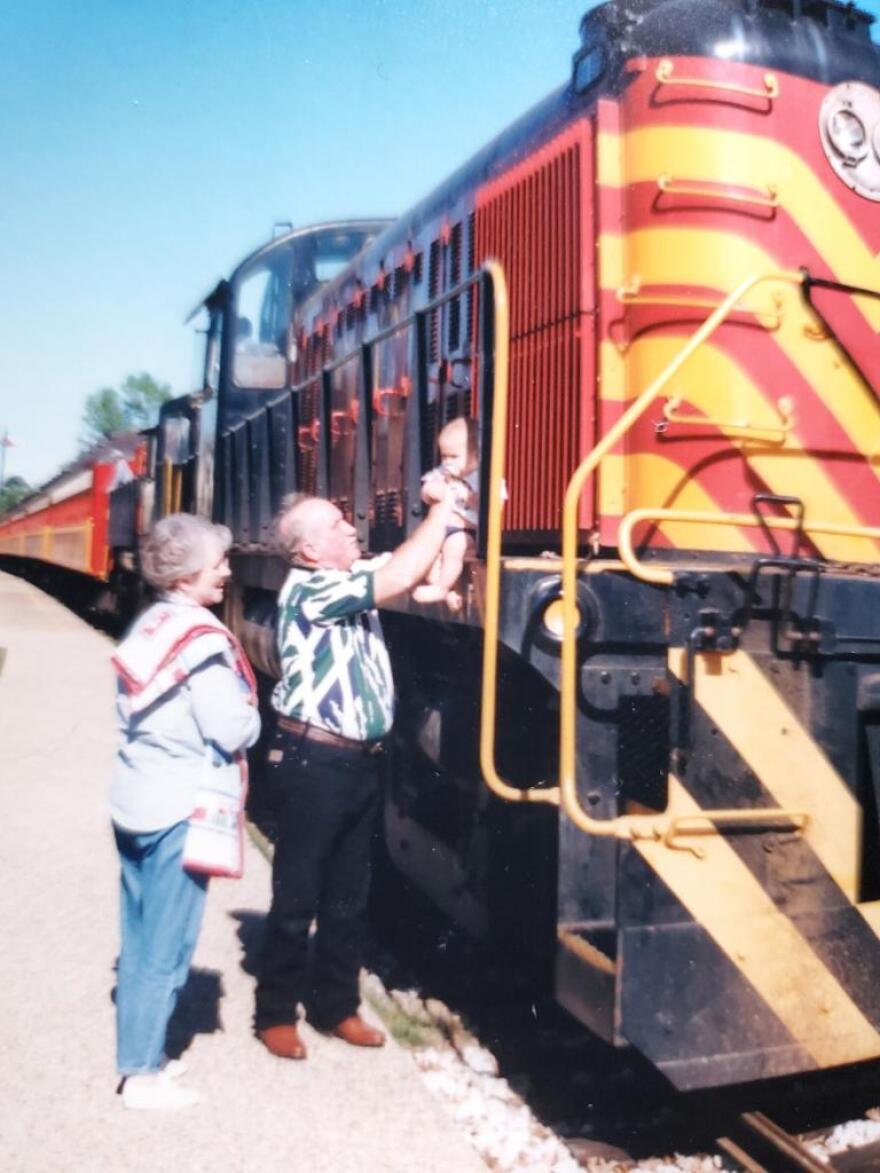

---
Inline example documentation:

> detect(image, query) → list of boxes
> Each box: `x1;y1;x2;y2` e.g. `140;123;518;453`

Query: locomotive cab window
311;228;375;283
572;40;605;93
231;257;291;390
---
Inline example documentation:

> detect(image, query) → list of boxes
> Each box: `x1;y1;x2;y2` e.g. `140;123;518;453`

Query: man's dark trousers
255;726;382;1032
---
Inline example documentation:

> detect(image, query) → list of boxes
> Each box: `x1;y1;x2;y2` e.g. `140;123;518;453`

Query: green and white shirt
272;557;394;742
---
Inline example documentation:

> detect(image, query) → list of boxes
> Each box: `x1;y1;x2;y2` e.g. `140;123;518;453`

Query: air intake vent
474;121;594;534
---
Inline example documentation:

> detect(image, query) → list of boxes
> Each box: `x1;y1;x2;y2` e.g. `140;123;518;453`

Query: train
2;0;880;1091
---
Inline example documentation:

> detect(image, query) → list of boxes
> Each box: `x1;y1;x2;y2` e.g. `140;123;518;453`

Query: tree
80;387;128;445
120;372;173;430
0;474;31;515
80;372;172;447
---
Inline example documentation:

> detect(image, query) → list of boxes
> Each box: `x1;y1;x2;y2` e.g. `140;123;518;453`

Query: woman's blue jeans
114;819;208;1075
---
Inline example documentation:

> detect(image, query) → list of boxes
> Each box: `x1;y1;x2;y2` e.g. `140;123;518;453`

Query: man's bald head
275;493;361;570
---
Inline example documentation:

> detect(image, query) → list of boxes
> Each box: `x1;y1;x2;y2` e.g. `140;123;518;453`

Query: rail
619;509;880;586
478;260;560;807
717;1111;827;1172
559;268;807;841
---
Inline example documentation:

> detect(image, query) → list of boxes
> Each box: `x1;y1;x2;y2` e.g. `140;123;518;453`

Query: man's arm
373;500;454;605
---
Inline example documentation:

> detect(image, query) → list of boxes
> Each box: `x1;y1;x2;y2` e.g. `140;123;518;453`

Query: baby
412;416;479;612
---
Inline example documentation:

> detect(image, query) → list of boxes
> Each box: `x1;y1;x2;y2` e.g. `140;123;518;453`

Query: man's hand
373;492;455;605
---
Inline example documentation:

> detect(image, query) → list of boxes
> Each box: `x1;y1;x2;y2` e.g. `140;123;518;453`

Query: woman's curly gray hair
140;513;232;591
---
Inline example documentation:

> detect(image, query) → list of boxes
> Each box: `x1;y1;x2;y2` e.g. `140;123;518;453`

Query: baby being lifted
412;416;479;613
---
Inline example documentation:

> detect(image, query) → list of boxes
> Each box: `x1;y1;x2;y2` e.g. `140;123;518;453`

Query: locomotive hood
581;0;880;87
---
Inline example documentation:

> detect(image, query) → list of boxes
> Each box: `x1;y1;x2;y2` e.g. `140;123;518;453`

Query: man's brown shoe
332;1015;386;1048
258;1024;307;1059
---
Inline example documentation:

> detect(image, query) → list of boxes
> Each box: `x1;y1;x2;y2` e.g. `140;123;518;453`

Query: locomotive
4;0;880;1090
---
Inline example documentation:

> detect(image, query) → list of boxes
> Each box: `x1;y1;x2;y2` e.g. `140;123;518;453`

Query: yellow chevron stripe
599;226;880;479
600;453;755;549
668;647;860;900
597;126;880;329
598;337;880;562
635;776;880;1066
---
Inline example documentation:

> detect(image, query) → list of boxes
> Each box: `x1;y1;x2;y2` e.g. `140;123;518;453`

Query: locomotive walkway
0;571;485;1173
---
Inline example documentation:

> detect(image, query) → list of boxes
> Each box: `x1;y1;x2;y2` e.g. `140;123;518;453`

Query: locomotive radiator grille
474;121;596;535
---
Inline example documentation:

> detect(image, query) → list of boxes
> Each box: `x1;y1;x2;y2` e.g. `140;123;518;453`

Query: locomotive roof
186;219;393;322
297;0;880;317
584;0;880;88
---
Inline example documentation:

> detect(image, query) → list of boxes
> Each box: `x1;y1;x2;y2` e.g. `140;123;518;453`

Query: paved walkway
0;571;485;1173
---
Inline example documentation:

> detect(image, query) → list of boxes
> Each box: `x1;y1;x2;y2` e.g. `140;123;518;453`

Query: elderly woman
109;513;260;1111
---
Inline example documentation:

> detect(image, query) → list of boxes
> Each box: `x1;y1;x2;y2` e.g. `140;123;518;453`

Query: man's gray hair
275;493;318;562
140;513;232;591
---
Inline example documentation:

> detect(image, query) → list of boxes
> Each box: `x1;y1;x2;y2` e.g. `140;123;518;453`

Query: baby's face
439;432;476;478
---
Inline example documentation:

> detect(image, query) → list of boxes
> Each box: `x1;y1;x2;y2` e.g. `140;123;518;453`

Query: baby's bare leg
412;532;469;605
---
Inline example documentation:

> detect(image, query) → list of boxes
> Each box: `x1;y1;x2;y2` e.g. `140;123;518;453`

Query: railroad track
719;1111;880;1172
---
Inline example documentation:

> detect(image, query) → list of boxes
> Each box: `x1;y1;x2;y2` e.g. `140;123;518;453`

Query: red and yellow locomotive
214;0;879;1089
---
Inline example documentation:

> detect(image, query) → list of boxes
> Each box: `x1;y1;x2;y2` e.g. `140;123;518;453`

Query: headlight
819;81;880;201
828;108;868;164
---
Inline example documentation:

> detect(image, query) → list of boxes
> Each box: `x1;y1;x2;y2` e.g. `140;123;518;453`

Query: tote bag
183;748;247;878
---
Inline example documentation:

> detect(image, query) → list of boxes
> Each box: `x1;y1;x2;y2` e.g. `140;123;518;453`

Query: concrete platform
0;570;485;1172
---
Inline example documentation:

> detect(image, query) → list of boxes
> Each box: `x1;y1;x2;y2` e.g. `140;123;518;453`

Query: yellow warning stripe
597;126;880;329
668;648;861;900
598;227;880;475
600;452;756;550
597;337;880;562
635;776;880;1067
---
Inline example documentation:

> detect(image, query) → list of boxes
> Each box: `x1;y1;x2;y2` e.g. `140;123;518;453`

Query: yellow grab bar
162;458;173;518
655;58;779;102
664;809;809;858
618;507;880;585
657;174;779;211
479;259;560;807
560;269;805;838
660;393;795;442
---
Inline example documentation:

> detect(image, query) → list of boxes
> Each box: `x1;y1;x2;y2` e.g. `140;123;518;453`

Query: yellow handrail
162;458;174;518
661;393;795;442
655;58;779;102
560;269;805;838
657;174;779;210
619;508;880;586
479;259;560;807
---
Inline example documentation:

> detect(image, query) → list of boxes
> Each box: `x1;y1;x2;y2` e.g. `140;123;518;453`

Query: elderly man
255;490;454;1059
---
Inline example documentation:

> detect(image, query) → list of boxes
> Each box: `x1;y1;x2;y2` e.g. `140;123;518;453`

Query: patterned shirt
271;557;394;741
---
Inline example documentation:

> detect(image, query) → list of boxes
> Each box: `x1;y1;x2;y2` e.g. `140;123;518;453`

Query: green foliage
0;474;31;514
81;387;128;445
80;372;172;447
120;373;173;430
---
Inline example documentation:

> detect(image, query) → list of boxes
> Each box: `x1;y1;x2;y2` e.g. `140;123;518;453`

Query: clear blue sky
2;0;879;486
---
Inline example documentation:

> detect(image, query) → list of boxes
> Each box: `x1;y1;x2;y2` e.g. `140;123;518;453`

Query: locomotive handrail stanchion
618;508;880;587
478;259;560;807
560;268;806;842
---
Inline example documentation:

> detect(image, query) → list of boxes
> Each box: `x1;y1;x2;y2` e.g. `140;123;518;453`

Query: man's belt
277;715;385;755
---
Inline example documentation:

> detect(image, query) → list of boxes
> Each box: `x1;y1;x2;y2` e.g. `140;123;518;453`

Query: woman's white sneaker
161;1058;188;1080
121;1073;200;1110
